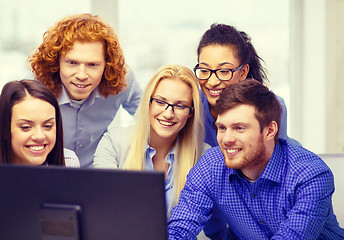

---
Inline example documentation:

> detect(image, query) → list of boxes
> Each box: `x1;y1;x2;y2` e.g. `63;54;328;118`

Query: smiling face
149;77;192;144
11;96;56;165
59;41;106;100
216;104;271;180
198;44;248;108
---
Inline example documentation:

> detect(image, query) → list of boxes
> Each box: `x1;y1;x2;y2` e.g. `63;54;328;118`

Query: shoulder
201;142;212;155
187;146;228;193
63;148;80;168
104;124;133;144
123;65;140;90
275;94;285;104
279;140;331;178
57;86;72;105
125;66;135;83
107;66;141;98
94;125;132;167
191;146;226;176
275;94;287;110
202;146;224;161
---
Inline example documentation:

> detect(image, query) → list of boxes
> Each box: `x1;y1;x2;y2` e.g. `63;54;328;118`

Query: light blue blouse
146;145;175;210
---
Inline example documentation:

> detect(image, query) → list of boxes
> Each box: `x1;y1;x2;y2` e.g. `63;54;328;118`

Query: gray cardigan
93;125;210;169
93;125;132;169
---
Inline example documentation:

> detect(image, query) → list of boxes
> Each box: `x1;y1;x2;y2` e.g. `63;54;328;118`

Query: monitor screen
0;164;167;240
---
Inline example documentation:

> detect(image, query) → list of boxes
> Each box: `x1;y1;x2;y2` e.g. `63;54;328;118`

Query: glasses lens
195;68;210;80
151;98;190;116
216;69;232;81
174;105;191;116
152;99;166;108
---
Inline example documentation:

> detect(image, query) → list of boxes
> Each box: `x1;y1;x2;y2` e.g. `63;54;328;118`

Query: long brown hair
0;80;65;165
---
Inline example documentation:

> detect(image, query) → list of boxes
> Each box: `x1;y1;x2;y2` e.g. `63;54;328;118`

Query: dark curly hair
197;23;267;84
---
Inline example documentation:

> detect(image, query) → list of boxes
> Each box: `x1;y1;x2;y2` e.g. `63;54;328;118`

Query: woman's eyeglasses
150;98;193;116
193;64;243;81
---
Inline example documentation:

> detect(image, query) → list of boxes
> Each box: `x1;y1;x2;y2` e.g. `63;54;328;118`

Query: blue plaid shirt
168;139;344;240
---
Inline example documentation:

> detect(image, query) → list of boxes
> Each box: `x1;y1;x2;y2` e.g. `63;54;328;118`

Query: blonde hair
124;64;204;212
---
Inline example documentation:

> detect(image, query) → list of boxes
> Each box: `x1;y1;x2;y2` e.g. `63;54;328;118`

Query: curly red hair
29;13;127;98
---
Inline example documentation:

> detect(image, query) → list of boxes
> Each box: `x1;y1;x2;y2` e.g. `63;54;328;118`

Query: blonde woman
94;64;208;213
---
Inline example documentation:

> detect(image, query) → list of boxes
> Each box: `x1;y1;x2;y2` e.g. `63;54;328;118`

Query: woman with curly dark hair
194;23;301;239
29;13;142;167
194;23;300;149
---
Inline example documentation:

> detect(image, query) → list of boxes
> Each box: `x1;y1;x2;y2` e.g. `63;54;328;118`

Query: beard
223;134;269;174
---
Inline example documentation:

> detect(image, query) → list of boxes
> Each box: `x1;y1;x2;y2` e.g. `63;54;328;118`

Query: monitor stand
39;203;81;240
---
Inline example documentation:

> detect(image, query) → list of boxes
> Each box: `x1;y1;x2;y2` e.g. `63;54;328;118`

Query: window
116;0;291;128
118;0;290;94
0;0;91;89
0;0;292;136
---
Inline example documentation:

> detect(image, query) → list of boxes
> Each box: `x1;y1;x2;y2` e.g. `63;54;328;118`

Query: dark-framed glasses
193;64;244;81
150;98;193;116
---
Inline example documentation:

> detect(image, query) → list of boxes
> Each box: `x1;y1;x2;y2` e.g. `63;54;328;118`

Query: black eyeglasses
193;64;244;81
150;98;193;116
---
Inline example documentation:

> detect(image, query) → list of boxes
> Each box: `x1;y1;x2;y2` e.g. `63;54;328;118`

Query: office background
0;0;343;155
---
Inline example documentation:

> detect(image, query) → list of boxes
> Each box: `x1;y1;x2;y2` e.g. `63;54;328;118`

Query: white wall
325;0;344;153
91;0;118;31
290;0;344;154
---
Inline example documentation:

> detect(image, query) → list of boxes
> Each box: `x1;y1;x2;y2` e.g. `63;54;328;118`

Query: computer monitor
0;164;167;240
